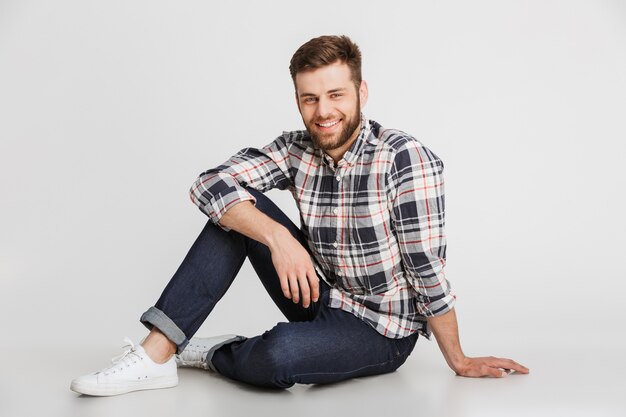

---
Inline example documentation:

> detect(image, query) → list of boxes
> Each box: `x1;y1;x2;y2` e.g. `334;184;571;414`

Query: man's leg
71;188;324;395
146;186;419;389
139;187;320;355
209;286;420;389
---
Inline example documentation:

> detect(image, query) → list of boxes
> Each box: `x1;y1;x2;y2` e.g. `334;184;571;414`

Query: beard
306;98;361;152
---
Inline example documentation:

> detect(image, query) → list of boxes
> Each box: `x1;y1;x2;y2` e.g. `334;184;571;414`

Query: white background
1;1;625;416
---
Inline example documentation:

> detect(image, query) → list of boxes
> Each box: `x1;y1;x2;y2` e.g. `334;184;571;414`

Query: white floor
3;337;624;417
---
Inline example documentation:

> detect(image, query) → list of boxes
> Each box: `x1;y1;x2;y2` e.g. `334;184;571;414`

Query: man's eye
331;94;342;98
304;97;317;103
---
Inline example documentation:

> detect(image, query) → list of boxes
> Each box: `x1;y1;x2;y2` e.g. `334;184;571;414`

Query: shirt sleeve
189;134;293;232
388;138;456;317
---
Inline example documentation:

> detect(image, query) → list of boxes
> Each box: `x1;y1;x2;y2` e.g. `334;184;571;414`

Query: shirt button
333;208;338;214
336;175;341;181
332;241;338;248
337;270;343;276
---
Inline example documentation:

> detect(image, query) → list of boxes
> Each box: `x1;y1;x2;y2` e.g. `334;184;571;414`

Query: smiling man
297;61;365;156
70;35;528;396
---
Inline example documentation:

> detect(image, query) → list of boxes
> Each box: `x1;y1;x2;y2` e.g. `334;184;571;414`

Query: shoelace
180;341;209;362
110;337;138;363
100;337;143;376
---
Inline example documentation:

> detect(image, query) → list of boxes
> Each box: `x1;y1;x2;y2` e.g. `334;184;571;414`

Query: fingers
486;357;530;374
483;365;507;378
297;274;311;307
461;364;504;378
507;359;530;374
279;271;306;305
295;267;320;308
459;357;530;378
307;268;320;303
286;272;311;307
278;265;320;308
279;273;291;300
270;234;322;308
288;274;300;304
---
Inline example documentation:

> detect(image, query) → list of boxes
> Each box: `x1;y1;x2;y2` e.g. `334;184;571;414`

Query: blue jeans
140;188;419;389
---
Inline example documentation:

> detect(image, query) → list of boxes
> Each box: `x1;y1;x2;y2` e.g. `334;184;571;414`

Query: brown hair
289;35;362;92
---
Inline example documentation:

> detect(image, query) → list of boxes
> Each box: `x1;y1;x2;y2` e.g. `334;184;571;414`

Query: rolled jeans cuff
205;335;248;372
140;306;188;354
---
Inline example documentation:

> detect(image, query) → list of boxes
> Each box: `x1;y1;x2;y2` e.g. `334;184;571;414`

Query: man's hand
426;308;530;378
453;356;529;378
267;228;320;308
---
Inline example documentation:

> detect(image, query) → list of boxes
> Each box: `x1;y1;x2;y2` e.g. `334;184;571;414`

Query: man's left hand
454;356;529;378
427;308;531;378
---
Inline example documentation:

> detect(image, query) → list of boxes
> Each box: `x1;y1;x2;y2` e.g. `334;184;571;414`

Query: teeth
318;120;339;127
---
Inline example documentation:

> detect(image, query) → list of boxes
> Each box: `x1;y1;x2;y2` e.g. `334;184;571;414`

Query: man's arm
427;307;530;377
388;138;529;377
388;138;455;317
190;133;319;307
189;134;293;233
215;199;320;308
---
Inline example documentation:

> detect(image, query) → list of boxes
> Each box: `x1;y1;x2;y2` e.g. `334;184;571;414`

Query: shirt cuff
203;190;257;232
416;291;456;317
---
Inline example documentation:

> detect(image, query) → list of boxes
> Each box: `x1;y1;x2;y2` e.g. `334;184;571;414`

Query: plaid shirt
189;115;456;339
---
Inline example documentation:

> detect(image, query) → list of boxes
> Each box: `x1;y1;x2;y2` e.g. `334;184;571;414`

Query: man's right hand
267;228;320;308
218;200;320;308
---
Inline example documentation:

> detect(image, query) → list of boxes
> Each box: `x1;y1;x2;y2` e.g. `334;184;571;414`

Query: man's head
289;35;362;93
289;35;368;158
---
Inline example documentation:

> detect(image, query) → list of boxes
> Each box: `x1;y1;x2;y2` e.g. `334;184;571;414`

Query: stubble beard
308;100;361;152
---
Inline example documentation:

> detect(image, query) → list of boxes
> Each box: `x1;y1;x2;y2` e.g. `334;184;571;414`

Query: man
70;35;528;396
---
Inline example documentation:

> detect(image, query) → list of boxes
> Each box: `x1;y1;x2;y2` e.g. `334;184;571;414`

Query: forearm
218;200;289;249
426;307;466;372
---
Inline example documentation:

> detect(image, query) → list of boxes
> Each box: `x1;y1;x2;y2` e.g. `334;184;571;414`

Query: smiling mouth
315;119;342;130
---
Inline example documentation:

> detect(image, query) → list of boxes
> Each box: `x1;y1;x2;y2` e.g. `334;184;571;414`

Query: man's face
295;61;368;153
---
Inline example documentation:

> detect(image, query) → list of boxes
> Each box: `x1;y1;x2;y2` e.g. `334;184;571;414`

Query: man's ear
359;80;369;109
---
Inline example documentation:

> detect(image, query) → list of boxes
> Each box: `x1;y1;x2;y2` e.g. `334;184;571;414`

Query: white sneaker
70;337;178;396
176;334;241;370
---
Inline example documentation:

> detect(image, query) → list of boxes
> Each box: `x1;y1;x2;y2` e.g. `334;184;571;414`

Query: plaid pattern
189;116;455;339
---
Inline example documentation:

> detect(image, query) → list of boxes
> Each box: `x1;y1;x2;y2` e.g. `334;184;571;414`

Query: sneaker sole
70;375;179;396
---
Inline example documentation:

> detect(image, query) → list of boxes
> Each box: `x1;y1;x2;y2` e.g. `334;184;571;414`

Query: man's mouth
315;119;342;131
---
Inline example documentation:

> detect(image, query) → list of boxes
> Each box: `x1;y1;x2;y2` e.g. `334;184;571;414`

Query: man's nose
315;97;332;119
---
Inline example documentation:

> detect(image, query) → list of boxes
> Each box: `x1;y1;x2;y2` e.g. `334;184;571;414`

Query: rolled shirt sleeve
189;134;294;232
388;139;456;317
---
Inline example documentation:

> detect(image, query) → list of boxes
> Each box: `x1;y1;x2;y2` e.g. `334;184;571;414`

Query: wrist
264;224;291;249
449;355;470;374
